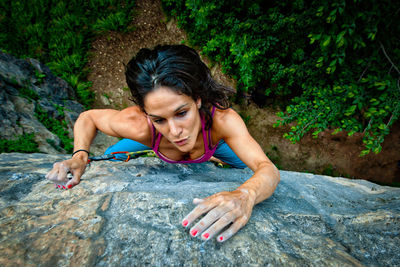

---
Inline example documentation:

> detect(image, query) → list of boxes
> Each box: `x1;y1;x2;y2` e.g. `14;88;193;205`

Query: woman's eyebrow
174;103;189;112
148;103;189;118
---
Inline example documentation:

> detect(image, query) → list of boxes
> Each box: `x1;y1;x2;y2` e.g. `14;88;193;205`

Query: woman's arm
46;106;150;189
221;109;280;203
182;108;280;242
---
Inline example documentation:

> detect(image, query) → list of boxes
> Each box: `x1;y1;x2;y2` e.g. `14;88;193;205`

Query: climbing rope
87;150;156;163
86;150;229;168
64;150;156;184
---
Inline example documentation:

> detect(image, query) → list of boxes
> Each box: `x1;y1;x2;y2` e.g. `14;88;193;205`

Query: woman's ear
196;98;202;109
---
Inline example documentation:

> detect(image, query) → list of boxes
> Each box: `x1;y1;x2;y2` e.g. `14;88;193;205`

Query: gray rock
0;153;398;266
90;131;120;156
63;100;85;138
19;116;62;154
0;90;22;139
0;51;34;87
0;51;84;153
25;57;76;101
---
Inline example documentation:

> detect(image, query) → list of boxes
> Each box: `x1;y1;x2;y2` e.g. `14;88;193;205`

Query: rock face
0;153;399;266
0;51;121;155
0;51;84;153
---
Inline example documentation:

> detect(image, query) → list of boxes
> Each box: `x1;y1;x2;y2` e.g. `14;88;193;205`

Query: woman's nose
169;120;182;137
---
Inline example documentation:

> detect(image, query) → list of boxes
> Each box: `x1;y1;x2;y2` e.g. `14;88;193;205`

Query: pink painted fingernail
191;229;198;236
67;185;72;189
182;220;188;227
58;185;61;188
219;236;224;241
203;233;210;239
62;185;66;189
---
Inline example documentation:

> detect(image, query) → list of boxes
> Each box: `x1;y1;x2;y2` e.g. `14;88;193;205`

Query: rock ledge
0;153;399;266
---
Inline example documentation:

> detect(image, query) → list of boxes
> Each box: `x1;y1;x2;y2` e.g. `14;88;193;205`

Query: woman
46;44;280;242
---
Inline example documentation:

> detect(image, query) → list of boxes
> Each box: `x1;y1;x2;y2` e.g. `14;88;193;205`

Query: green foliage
162;0;400;155
34;70;46;84
63;74;94;108
0;0;136;108
162;0;304;95
17;87;40;101
0;133;39;153
35;105;74;153
93;11;133;32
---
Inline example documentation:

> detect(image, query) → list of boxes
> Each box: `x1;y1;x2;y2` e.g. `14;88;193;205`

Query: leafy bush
0;0;136;108
0;134;39;153
162;0;400;155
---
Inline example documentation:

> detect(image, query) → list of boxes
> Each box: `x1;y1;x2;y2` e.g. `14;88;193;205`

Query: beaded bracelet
72;149;90;157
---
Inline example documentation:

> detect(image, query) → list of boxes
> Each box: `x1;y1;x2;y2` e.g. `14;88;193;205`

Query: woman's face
143;86;201;152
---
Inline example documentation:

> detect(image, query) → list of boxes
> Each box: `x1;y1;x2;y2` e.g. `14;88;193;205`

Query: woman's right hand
45;157;87;190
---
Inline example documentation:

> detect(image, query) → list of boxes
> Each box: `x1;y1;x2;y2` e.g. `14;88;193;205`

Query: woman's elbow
274;165;280;186
265;161;281;188
257;160;280;186
76;110;91;121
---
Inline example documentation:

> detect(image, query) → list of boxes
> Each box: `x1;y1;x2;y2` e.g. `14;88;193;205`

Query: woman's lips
174;138;188;146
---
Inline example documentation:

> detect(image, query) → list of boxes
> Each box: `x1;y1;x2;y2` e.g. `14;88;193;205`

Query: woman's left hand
181;188;256;242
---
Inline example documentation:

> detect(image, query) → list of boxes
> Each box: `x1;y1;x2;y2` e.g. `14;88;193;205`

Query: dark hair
125;44;233;130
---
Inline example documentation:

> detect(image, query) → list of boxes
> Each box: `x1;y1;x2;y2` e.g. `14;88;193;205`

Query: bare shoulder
96;106;151;143
212;107;248;139
213;107;241;121
113;106;145;121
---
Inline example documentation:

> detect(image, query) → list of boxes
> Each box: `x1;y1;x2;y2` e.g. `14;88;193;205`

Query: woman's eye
154;118;165;124
176;111;187;117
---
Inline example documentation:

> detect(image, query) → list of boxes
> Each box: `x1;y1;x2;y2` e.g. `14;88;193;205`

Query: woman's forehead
143;87;194;114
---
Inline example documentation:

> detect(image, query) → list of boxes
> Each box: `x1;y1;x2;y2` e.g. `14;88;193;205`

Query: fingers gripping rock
183;189;256;242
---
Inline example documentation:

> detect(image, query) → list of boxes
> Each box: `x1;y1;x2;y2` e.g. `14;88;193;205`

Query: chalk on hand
193;198;204;204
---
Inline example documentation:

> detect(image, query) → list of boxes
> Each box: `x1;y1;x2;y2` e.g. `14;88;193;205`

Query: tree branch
380;42;400;75
358;61;371;82
363;118;373;135
397;78;400;92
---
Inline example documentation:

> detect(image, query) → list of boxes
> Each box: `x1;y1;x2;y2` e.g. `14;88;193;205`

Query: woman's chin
174;142;194;153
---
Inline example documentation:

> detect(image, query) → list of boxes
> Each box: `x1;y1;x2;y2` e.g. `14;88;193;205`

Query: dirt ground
86;0;400;185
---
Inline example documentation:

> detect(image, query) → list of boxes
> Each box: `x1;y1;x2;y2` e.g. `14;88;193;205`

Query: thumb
65;170;82;189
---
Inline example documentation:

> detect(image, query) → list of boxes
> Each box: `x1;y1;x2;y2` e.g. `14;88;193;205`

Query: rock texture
0;153;399;266
0;51;81;153
0;51;118;154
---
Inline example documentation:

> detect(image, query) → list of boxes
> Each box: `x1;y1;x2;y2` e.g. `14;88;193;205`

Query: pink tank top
147;106;218;164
